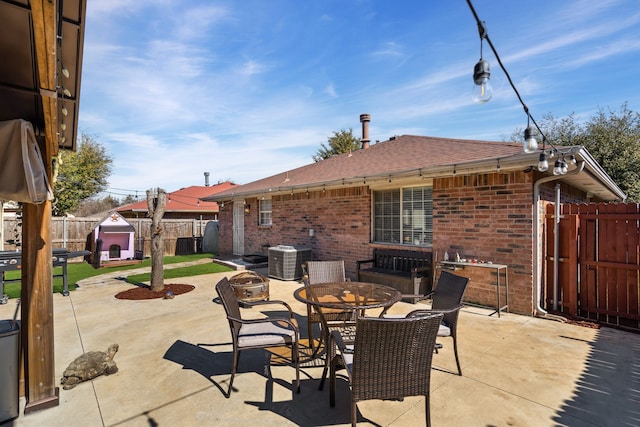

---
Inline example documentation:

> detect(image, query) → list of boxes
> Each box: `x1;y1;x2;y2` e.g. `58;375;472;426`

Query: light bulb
61;105;68;116
523;127;538;153
472;59;493;104
538;152;549;172
552;160;562;175
561;160;568;174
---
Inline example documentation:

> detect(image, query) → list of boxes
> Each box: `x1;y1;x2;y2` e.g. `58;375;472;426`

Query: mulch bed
115;283;195;300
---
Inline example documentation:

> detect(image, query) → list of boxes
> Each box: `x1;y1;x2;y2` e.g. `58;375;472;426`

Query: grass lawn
1;253;231;300
125;262;232;284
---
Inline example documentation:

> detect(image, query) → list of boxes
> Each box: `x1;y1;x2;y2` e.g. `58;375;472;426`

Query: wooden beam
21;0;59;412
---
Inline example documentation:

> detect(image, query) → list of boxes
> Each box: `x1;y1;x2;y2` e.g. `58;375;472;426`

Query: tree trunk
147;188;166;291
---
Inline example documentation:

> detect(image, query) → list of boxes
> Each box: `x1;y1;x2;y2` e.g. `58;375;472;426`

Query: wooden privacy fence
2;216;211;257
546;203;640;331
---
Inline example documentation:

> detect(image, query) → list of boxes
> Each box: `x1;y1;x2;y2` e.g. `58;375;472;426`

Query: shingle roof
117;181;237;213
205;135;524;199
202;134;625;201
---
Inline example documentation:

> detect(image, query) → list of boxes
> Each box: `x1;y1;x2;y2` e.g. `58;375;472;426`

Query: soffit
0;0;86;152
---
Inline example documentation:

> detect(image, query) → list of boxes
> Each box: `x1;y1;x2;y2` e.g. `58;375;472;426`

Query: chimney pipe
204;172;210;187
360;113;371;149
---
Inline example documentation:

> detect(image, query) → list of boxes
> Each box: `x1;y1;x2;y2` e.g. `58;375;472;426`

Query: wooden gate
545;203;640;330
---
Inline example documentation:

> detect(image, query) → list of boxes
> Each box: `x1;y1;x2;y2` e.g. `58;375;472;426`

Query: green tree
73;195;121;217
313;128;360;162
540;104;640;202
53;133;113;215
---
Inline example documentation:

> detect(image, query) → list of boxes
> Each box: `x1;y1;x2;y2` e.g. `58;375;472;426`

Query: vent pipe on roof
360;113;371;149
204;172;210;187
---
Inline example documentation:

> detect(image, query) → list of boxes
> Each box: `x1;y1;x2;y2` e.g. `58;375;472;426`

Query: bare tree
146;188;166;291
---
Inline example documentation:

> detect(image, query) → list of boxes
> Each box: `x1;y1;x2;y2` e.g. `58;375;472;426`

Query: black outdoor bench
356;248;433;303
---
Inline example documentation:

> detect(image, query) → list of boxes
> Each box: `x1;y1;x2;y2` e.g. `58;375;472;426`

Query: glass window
259;199;272;226
373;186;432;246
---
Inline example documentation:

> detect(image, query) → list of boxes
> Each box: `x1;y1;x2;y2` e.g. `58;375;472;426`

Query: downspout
553;183;561;311
532;161;584;318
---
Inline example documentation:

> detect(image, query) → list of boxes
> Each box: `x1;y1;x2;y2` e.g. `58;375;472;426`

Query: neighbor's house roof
203;135;626;202
118;182;237;216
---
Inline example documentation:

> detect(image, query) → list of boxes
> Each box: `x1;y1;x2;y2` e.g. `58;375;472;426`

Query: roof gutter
532;161;584;319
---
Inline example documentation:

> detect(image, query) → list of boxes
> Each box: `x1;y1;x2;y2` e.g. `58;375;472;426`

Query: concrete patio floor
2;262;639;427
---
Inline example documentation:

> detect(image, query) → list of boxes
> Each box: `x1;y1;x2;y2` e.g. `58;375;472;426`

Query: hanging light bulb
60;122;66;131
61;105;68;116
561;157;568;174
472;59;493;104
63;88;72;98
523;126;538;153
552;160;563;175
61;67;70;79
538;152;549;172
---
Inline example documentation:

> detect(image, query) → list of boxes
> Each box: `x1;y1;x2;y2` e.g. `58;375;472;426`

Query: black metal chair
215;277;300;397
406;270;469;375
330;314;443;427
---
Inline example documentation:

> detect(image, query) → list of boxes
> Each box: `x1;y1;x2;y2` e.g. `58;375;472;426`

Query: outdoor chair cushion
238;321;298;347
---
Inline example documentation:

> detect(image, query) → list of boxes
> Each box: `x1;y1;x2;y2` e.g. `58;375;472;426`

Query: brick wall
218;187;375;279
217;170;593;315
432;171;534;314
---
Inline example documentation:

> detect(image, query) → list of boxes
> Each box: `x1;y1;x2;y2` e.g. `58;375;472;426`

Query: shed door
232;202;244;256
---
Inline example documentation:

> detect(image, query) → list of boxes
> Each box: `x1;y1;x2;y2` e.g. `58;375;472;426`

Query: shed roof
203;135;625;202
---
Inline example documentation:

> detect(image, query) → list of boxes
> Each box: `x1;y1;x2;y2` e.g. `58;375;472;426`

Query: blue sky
79;0;640;199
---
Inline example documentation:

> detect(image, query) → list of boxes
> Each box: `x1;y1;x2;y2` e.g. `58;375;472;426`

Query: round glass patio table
294;281;402;313
294;281;402;390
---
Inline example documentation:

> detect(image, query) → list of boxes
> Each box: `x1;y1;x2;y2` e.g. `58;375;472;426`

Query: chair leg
452;336;462;376
227;348;240;397
329;355;337;407
425;394;431;427
293;342;301;393
351;399;357;427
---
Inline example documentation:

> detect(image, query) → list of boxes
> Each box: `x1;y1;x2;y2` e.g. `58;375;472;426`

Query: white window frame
373;185;433;246
259;198;272;226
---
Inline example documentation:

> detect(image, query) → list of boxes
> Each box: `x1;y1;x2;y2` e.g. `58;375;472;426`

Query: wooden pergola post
20;0;60;412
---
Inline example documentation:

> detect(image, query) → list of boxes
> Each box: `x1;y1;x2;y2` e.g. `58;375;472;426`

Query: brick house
203;117;624;315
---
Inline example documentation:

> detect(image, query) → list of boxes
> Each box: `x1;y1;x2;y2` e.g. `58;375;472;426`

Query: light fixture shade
538;152;549;172
472;59;493;104
523;127;538;153
552;160;562;175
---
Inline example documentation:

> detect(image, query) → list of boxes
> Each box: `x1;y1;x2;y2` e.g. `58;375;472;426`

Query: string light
466;0;568;174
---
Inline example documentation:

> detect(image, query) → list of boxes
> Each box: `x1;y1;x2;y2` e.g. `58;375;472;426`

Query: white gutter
532;161;584;319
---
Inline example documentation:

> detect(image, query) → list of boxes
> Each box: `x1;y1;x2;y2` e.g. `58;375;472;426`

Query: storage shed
94;212;135;262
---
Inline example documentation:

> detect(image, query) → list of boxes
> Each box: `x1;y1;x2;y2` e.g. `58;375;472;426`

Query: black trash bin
0;320;20;423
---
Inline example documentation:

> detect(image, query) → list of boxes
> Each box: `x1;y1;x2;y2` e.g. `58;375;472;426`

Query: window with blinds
373;186;433;246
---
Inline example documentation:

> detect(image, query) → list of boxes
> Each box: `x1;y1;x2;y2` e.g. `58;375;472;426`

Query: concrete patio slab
1;263;639;426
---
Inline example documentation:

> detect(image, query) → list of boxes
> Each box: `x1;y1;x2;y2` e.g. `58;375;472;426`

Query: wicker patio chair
302;260;354;354
215;277;300;397
406;270;470;376
329;314;443;427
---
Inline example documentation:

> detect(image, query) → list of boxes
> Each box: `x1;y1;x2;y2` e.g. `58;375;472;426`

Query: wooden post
21;201;59;413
